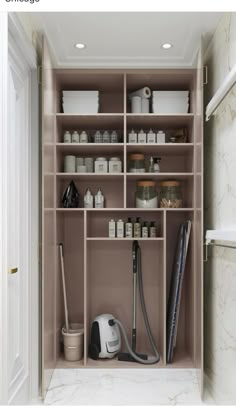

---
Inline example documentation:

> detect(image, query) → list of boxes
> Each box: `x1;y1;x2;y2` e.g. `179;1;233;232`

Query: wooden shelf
126;113;194;129
126;173;194;181
56;113;124;117
56;143;124;155
87;237;164;241
56;173;124;181
56;113;124;131
55;208;194;212
126;143;194;155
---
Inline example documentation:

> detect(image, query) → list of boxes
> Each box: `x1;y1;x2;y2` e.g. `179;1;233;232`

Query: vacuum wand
115;240;160;364
132;241;138;351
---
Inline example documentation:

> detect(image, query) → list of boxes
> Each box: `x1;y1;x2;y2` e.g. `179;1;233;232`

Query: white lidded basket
62;323;84;362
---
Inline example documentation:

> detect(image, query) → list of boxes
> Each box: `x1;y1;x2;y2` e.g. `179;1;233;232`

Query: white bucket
62;323;84;362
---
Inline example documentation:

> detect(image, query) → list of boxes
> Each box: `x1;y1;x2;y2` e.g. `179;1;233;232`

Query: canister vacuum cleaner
89;241;160;364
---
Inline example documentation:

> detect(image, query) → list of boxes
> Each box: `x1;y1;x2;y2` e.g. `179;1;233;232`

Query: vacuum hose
113;243;160;364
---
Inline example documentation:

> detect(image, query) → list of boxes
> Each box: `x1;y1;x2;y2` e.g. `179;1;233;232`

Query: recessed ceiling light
75;43;86;49
162;43;173;50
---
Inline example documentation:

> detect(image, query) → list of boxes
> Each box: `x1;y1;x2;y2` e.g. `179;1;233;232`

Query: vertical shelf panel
84;211;88;365
163;210;167;365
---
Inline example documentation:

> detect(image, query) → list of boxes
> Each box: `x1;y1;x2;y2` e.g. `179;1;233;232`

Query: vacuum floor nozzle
118;352;148;363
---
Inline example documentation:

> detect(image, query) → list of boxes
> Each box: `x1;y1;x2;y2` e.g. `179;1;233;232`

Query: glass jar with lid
135;181;158;208
129;154;145;173
159;181;183;208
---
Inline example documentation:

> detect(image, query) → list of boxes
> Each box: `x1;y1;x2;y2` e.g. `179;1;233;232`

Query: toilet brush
59;243;70;332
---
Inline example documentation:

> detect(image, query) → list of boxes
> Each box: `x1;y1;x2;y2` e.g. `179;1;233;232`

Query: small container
149;156;154;173
156;130;166;143
94;130;103;144
72;131;80;143
64;156;76;173
95;157;108;173
62;323;84;362
159;181;183;208
153;157;161;173
80;131;88;143
117;220;125;238
111;130;119;143
103;131;110;143
131;96;142;113
147;129;156;144
125;218;133;238
84;188;93;208
135;181;158;209
141;98;149;113
95;188;105;208
142;222;149;238
76;157;84;167
84;158;94;173
150;222;157;238
169;136;177;143
109;219;116;238
129;154;145;173
134;218;141;238
77;165;87;173
128;129;138;144
63;131;72;143
109;157;122;174
138;129;146;144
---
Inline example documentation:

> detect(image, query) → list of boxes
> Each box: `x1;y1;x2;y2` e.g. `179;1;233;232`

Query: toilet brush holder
62;323;84;362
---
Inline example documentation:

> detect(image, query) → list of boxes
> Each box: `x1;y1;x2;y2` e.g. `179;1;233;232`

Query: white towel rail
205;64;236;121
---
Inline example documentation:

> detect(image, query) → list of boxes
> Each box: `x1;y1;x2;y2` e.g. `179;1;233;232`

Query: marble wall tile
204;11;236;405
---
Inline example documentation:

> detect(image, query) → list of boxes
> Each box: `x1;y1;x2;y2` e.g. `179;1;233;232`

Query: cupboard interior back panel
87;241;164;362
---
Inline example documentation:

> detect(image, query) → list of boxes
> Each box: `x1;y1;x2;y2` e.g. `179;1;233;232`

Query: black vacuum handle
132;241;139;274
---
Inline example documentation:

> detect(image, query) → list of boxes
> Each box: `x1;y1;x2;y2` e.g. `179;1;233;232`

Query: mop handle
59;243;69;332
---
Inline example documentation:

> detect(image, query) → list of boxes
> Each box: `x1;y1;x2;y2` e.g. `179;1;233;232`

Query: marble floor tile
44;368;214;405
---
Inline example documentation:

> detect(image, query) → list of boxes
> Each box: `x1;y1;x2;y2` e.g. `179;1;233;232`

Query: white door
6;35;31;405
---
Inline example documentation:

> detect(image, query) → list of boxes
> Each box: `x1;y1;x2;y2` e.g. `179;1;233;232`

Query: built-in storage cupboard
42;40;203;396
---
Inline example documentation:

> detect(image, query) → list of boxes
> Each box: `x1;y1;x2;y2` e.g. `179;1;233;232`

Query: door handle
8;267;18;275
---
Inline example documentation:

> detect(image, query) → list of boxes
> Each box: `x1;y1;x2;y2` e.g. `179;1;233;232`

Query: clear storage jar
135;181;158;208
129;154;145;173
159;181;183;208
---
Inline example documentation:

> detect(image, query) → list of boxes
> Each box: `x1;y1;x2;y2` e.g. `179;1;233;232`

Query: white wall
204;12;236;405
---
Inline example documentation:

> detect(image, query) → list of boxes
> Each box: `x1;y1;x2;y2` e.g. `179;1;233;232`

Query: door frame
0;12;39;404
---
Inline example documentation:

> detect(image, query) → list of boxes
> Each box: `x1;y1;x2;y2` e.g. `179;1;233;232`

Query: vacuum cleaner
89;241;160;364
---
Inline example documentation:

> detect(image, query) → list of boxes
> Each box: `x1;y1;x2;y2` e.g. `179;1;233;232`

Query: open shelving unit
42;61;203;393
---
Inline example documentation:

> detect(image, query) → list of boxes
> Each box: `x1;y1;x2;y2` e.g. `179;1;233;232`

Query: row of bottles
84;188;105;208
108;218;157;238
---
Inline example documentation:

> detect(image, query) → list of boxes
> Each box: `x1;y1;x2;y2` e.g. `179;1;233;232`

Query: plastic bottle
117;220;125;238
150;222;157;238
94;130;103;143
149;156;154;173
109;219;116;238
84;188;93;209
134;218;141;238
142;222;149;238
95;188;105;208
125;218;133;238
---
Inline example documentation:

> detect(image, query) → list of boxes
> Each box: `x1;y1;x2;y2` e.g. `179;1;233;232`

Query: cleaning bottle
142;222;149;238
126;218;133;238
134;218;141;238
95;188;105;208
149;156;154;173
84;188;93;209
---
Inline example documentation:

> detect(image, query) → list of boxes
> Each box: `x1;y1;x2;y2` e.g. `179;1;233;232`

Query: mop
59;243;70;332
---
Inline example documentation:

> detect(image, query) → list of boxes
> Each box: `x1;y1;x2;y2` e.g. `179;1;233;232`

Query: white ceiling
30;12;223;68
